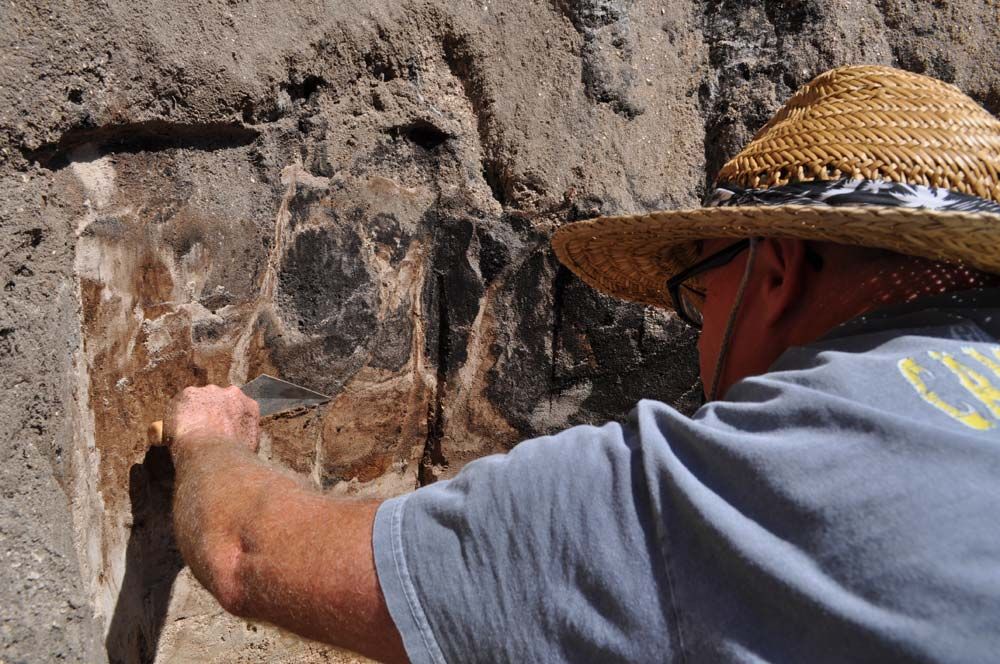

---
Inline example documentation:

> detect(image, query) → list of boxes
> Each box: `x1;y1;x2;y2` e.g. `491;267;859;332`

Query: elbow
215;571;248;618
208;540;250;618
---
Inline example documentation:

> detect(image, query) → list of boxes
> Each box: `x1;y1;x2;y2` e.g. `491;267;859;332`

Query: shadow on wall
105;447;184;664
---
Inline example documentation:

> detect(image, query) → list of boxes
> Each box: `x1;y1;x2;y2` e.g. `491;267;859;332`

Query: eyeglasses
666;239;751;329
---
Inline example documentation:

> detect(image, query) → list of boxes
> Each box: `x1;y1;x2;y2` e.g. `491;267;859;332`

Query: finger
244;414;261;453
244;392;260;419
148;420;165;446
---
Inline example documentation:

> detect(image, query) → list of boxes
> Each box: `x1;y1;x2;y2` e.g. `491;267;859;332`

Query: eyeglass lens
679;286;704;327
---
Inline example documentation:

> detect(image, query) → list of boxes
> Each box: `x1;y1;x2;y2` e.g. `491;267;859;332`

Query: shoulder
718;330;1000;438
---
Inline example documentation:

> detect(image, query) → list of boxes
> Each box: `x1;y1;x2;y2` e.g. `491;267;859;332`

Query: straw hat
552;65;1000;308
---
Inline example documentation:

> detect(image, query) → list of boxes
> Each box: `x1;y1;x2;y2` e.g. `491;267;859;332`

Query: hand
163;385;260;453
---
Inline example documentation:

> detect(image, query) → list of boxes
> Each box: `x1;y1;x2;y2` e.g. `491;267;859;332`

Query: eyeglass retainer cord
707;237;759;402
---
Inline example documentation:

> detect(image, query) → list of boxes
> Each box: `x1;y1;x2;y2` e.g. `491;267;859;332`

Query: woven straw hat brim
552;205;1000;308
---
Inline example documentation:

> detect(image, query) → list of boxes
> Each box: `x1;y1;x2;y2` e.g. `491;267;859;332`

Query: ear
753;238;812;327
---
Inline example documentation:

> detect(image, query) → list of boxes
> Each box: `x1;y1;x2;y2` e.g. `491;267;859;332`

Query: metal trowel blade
241;374;331;418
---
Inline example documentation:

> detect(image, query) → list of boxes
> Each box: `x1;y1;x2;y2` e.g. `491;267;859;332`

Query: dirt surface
1;0;998;662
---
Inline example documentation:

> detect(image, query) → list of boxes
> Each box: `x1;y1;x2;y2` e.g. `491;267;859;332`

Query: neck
794;254;1000;347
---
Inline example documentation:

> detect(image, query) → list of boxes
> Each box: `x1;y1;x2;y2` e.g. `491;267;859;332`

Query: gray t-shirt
373;288;1000;663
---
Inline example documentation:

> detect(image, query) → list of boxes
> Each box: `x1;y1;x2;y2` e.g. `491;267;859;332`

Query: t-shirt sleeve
372;420;679;664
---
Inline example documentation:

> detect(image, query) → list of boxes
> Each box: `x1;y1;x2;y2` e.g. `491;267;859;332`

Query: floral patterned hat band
706;178;1000;215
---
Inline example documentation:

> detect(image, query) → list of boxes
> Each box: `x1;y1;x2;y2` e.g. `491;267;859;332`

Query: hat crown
716;65;1000;203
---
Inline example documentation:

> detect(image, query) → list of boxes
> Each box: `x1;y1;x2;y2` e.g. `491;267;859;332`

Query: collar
821;287;1000;342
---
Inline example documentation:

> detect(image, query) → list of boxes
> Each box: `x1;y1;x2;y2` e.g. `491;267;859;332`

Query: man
163;65;1000;663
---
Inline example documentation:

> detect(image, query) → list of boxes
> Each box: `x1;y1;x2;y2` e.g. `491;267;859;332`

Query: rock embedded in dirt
2;0;998;662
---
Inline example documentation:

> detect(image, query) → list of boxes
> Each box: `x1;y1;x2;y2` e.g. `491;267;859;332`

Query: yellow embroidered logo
898;346;1000;431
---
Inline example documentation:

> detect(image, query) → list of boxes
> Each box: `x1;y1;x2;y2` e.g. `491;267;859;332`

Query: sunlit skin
164;386;408;664
164;238;997;663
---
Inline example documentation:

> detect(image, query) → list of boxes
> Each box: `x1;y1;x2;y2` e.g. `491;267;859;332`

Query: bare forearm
172;438;269;603
171;438;406;663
